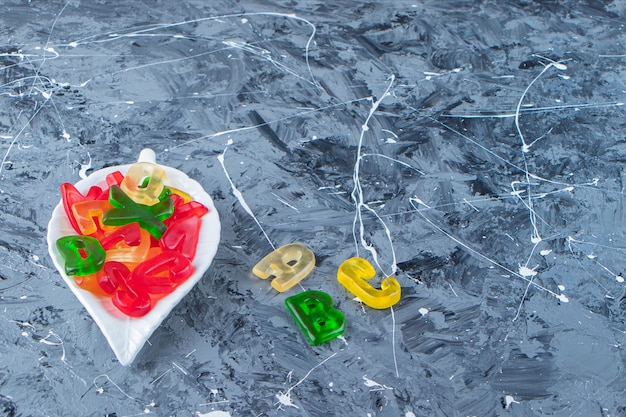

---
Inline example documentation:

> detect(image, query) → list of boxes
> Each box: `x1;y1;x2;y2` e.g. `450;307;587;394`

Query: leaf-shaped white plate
46;149;220;366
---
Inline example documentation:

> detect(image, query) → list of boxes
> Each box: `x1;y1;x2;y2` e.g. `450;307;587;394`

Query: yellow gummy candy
252;243;315;292
120;162;167;206
337;257;401;309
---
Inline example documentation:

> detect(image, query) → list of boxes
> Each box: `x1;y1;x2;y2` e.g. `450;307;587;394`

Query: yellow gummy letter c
337;257;401;309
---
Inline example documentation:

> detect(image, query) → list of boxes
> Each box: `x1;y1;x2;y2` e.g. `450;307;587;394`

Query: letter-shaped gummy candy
252;243;315;292
160;215;201;259
98;261;130;294
164;200;208;226
112;285;151;318
103;185;173;239
73;271;109;297
337;257;401;309
60;183;103;233
120;162;167;205
56;235;106;276
100;224;151;263
285;290;345;345
71;199;115;235
129;250;194;294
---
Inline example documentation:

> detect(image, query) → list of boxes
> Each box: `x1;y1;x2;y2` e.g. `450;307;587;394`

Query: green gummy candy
56;235;106;276
285;290;346;345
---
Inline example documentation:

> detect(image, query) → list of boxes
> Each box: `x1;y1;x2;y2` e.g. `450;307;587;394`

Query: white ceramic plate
46;149;220;366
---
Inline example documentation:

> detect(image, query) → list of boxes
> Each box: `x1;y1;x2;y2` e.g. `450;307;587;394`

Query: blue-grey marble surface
1;1;625;416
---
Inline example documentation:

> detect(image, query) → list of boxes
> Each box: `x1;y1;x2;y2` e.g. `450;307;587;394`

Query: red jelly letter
129;250;194;294
112;286;151;317
160;215;201;259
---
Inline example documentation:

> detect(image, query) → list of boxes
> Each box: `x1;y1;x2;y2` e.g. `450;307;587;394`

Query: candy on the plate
56;235;106;277
55;163;208;317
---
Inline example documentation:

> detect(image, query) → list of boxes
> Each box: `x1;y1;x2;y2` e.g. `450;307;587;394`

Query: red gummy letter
160;215;201;259
129;250;194;294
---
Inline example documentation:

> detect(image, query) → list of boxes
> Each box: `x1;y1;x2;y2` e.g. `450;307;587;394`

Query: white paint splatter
557;293;569;303
93;374;136;400
418;307;429;316
218;146;275;250
410;197;566;303
362;375;392;391
78;153;92;179
275;391;299;409
390;306;399;378
351;75;398;276
196;412;231;417
39;331;66;362
275;351;339;409
505;394;520;409
518;265;538;277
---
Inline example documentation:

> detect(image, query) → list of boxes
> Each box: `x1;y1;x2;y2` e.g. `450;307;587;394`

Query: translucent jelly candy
71;200;115;235
103;185;173;239
160;215;201;259
113;289;151;317
120;162;167;206
100;222;141;249
74;271;109;297
100;224;151;263
164;200;209;226
285;290;345;345
56;165;209;318
337;258;401;309
56;235;106;276
129;250;194;294
168;186;192;203
252;243;315;292
112;268;152;318
60;183;105;233
106;171;125;187
104;261;152;317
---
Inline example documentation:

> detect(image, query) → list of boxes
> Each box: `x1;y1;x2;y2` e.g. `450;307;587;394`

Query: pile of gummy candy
55;161;208;317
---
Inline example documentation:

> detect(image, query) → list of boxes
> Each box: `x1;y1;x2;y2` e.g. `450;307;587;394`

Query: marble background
1;1;625;416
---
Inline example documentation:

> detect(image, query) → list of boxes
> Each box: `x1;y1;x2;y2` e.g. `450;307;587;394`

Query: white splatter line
275;351;339;409
347;75;403;382
409;197;569;304
39;330;67;362
390;306;399;378
165;97;369;152
416;56;626;313
0;2;90;180
66;12;321;91
93;374;137;400
362;374;393;391
218;144;275;250
441;100;624;119
351;74;398;276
